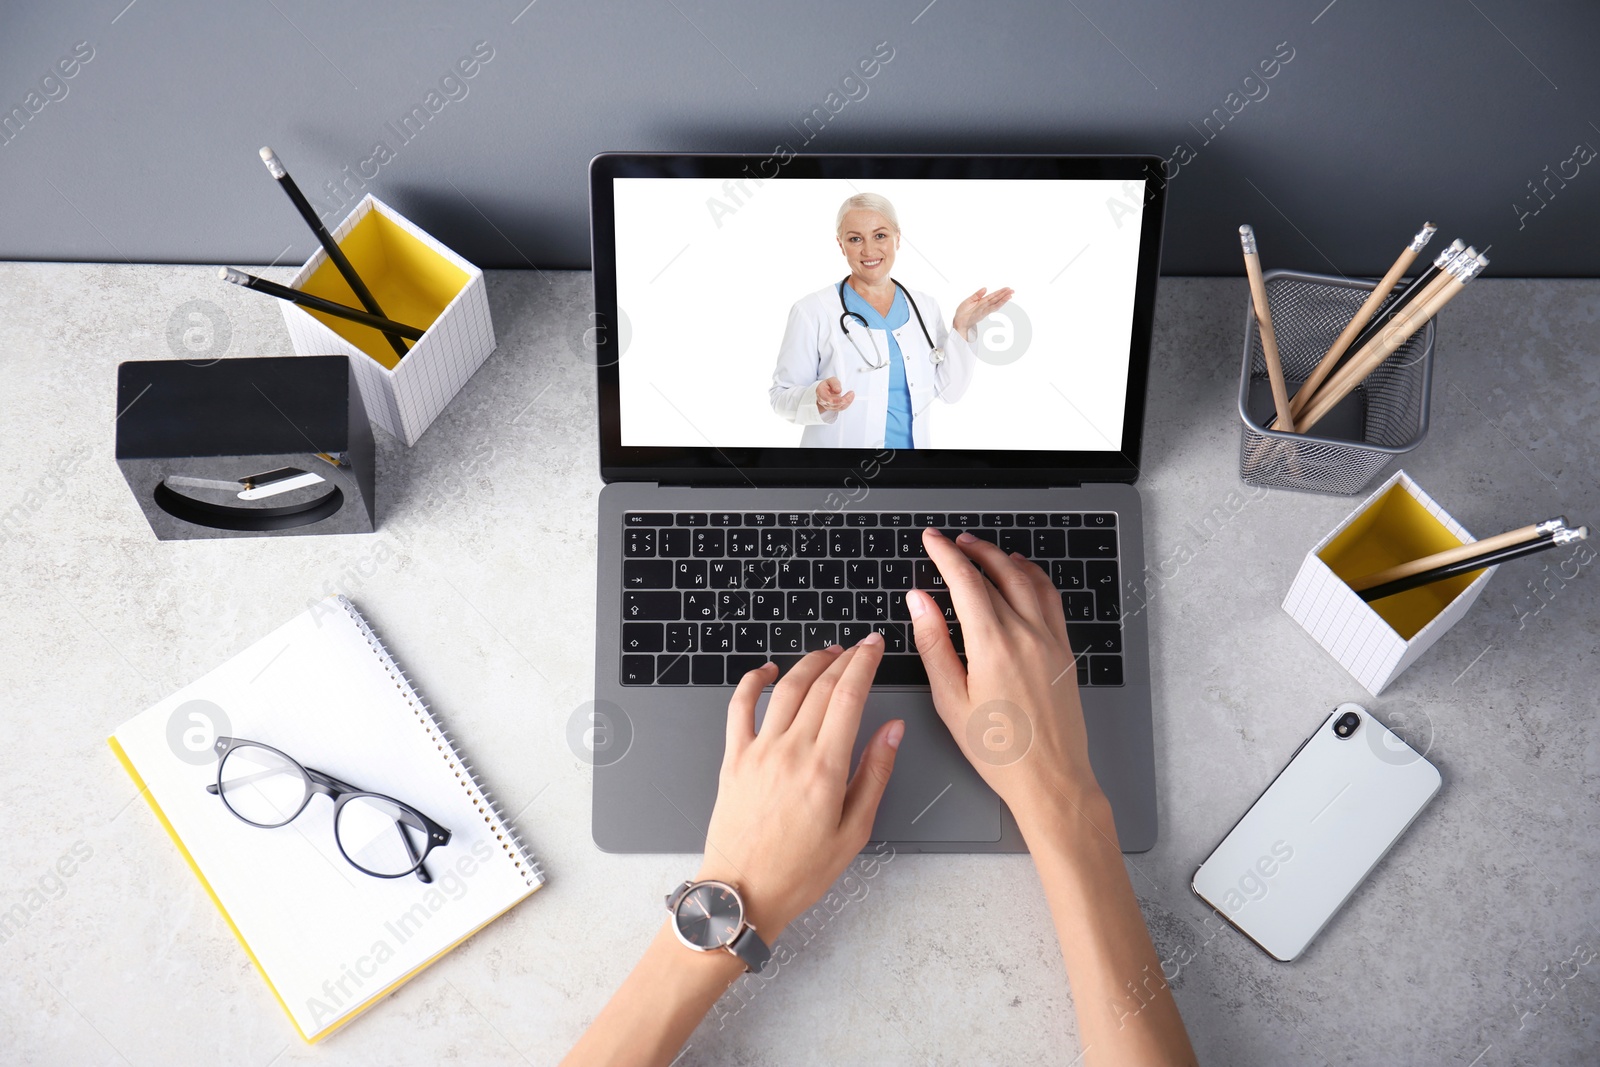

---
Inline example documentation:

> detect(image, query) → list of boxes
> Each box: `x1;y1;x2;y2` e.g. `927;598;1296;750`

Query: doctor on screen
768;193;1014;448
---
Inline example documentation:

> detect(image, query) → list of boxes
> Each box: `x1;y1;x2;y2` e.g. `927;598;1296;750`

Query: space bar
874;655;928;686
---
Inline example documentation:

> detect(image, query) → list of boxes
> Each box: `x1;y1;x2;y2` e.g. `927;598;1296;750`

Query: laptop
588;153;1166;854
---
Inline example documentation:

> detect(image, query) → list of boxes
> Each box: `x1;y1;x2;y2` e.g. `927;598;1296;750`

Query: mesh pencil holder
1237;269;1434;495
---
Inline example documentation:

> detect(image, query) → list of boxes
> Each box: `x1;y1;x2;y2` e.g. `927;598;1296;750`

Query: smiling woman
766;192;1013;449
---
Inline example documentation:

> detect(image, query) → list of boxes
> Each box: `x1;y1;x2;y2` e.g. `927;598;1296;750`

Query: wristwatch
665;879;771;973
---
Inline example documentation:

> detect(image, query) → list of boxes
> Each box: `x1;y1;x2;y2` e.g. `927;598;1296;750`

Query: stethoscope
837;276;942;371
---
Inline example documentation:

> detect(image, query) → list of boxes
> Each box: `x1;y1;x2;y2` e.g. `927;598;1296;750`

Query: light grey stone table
2;264;1595;1066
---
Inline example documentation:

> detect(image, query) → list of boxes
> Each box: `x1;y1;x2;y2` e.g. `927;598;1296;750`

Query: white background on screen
614;177;1143;451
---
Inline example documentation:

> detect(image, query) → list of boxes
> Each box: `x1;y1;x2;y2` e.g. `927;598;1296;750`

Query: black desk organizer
116;356;375;540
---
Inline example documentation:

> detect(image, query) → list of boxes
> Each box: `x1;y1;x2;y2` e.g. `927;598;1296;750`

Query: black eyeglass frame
205;735;452;884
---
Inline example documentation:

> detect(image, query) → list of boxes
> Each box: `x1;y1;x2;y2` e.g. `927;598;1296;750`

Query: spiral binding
334;595;545;888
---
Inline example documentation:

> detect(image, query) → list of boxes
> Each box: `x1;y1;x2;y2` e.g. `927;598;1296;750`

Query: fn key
622;655;653;685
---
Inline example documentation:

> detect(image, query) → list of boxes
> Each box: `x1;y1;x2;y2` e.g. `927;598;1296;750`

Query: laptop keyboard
619;510;1124;687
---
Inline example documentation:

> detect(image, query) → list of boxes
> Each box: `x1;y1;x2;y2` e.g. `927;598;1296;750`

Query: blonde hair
835;193;901;236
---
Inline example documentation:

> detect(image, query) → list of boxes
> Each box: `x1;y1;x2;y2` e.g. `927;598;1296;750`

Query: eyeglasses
206;736;451;883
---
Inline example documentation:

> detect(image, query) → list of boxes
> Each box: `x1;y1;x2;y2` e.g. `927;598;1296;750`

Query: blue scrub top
840;282;914;449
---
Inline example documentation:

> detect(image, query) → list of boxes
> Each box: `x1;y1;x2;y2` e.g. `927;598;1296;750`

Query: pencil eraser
259;146;286;178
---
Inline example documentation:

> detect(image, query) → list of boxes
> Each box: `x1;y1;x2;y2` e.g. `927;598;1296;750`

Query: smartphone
1191;702;1441;961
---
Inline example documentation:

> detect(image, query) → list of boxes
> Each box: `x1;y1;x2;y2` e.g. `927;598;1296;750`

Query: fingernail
907;590;928;619
827;643;846;653
1009;551;1026;562
860;631;884;647
885;720;905;749
925;526;943;538
956;531;977;544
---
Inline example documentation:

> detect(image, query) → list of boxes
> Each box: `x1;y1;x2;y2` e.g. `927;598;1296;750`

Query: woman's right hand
816;376;855;414
907;528;1110;833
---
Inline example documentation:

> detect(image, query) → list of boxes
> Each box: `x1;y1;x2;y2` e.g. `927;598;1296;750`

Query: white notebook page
111;596;541;1040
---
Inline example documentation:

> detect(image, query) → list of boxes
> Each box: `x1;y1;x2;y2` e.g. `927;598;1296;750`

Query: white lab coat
769;285;977;448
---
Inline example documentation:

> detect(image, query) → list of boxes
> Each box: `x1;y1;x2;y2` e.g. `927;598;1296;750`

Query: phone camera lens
1333;711;1361;739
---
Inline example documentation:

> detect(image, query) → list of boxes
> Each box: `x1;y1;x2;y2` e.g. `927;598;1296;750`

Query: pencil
1296;253;1470;433
1308;246;1468;405
219;267;426;340
1277;223;1436;429
1297;250;1484;433
1240;225;1295;432
1360;525;1588;602
259;147;410;359
1336;237;1466;378
1347;517;1567;591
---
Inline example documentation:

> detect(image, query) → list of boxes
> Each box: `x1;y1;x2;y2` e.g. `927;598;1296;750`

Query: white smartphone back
1191;702;1441;961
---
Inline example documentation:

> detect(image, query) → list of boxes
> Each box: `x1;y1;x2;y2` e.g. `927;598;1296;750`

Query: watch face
674;883;743;949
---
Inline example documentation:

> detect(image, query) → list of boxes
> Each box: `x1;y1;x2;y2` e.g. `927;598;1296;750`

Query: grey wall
3;0;1598;275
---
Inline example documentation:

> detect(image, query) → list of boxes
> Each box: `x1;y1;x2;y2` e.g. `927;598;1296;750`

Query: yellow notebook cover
108;596;543;1042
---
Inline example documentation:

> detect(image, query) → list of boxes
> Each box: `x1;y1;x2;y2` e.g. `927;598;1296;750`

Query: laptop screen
590;156;1166;484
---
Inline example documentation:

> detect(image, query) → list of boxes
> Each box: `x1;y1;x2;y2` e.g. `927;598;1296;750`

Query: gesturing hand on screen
951;286;1016;338
816;376;856;414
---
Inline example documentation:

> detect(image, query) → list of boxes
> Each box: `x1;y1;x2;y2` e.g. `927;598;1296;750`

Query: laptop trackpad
755;691;1003;842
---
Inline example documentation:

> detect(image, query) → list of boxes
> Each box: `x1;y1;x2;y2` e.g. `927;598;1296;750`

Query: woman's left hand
694;638;903;937
952;285;1016;337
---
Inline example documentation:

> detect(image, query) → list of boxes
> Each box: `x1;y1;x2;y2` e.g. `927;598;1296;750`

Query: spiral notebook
108;595;544;1043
